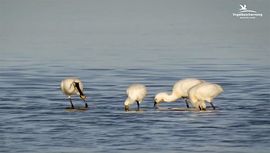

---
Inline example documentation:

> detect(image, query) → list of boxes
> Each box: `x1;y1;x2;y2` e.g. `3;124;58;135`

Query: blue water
0;57;269;153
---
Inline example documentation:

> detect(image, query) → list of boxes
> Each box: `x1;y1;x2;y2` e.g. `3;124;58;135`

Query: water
0;57;269;153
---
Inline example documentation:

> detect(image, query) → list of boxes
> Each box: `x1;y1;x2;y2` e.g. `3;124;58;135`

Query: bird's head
124;97;132;111
124;105;129;111
154;92;168;108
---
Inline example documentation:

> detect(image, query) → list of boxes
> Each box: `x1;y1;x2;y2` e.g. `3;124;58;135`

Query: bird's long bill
124;105;129;111
153;101;157;108
74;82;86;100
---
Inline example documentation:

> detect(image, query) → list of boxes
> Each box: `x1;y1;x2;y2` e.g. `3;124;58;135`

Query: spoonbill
154;78;204;108
188;82;223;110
124;84;147;111
60;78;88;109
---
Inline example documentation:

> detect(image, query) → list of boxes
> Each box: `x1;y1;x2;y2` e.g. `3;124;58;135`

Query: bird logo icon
239;4;256;13
240;4;247;11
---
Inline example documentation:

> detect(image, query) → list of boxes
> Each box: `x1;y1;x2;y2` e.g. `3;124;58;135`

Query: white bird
60;78;88;109
124;84;147;111
154;78;204;108
188;82;223;110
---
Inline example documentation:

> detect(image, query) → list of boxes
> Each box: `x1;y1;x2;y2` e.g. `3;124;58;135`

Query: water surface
0;58;269;153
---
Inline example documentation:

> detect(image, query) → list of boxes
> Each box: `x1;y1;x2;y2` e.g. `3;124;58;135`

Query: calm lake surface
0;57;269;153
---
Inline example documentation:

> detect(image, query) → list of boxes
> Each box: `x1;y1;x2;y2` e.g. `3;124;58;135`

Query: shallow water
0;58;269;153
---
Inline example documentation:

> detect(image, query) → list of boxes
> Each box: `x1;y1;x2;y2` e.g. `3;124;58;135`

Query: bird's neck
124;97;133;105
164;93;179;102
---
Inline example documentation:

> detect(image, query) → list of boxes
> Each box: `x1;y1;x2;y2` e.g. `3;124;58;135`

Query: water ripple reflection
0;59;269;153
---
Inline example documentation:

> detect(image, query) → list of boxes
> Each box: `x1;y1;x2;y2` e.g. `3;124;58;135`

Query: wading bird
154;78;204;108
188;82;223;110
60;78;88;109
124;84;147;111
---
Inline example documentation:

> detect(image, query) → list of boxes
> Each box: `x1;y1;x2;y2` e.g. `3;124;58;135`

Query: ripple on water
0;61;270;153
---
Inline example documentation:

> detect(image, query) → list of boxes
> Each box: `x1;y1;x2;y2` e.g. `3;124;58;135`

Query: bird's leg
81;96;88;108
185;98;190;108
136;101;140;111
80;97;88;108
69;98;74;109
210;102;215;110
83;99;88;108
198;105;202;111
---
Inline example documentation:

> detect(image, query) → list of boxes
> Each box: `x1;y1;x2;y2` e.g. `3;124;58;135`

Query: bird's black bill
154;101;159;109
124;105;129;111
74;82;88;108
74;82;85;98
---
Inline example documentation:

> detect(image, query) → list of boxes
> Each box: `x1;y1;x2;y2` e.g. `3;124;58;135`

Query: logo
233;4;263;19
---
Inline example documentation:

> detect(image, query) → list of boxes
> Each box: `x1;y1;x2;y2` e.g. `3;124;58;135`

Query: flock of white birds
60;78;223;111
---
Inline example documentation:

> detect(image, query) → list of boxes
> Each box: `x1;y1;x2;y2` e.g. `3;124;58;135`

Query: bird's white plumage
188;82;223;109
124;84;147;106
155;78;204;103
60;78;84;97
